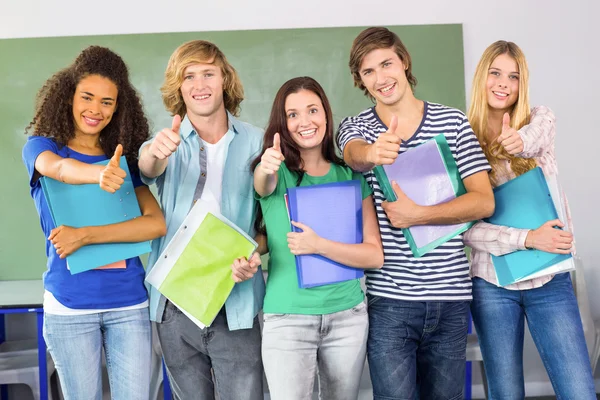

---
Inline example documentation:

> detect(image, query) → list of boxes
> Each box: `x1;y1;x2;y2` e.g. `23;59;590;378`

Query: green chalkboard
0;24;465;280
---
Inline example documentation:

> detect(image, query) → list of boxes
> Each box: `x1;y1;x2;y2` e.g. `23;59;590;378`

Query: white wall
2;0;598;397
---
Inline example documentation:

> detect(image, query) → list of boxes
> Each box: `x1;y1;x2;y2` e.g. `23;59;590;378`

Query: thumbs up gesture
260;132;285;175
367;115;401;165
497;112;524;155
100;144;127;193
149;115;182;160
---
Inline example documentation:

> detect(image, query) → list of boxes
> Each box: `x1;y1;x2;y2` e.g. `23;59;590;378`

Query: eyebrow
185;68;216;74
360;58;393;74
489;67;520;74
81;91;116;101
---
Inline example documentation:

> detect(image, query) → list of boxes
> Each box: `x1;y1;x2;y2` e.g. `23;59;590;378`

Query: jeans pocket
161;301;182;324
263;313;289;323
350;301;368;315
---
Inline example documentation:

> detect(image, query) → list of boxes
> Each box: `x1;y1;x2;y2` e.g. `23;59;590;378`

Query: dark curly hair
25;46;150;165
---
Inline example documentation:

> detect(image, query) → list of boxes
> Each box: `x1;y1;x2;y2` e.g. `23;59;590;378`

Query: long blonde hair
468;40;536;186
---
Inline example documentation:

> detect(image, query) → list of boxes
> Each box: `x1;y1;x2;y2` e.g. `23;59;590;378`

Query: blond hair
349;27;417;102
161;40;244;117
467;40;536;186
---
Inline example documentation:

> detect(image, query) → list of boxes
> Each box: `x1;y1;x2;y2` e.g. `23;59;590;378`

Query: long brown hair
467;40;536;186
251;76;344;234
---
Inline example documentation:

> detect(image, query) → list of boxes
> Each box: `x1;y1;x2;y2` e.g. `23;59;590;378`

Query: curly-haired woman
22;46;166;400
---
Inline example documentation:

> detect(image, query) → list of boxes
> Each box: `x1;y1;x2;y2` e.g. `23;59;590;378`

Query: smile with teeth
299;129;316;137
192;94;210;100
492;91;508;97
83;116;101;126
379;83;395;93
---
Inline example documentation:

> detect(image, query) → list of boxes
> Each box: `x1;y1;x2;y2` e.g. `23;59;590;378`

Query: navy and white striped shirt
337;102;491;301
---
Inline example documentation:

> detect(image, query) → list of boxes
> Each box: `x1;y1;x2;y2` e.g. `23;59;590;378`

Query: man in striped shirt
337;27;494;399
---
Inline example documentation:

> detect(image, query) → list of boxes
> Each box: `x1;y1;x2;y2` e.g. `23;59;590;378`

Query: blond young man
138;40;264;400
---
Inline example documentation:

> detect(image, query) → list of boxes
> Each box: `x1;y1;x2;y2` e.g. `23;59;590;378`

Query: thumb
502;113;511;131
110;144;123;166
290;220;307;231
388;115;398;137
273;133;281;152
391;180;405;197
171;114;182;135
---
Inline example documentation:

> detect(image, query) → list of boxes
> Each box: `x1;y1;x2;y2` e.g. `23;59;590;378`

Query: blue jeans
157;301;263;400
43;308;151;400
262;301;368;400
471;273;596;399
367;295;470;400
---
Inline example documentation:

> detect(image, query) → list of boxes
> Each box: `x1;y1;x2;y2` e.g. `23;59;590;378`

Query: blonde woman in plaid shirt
464;40;595;399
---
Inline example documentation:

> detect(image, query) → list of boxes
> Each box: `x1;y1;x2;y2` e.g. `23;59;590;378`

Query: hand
99;144;127;193
497;113;524;155
287;221;322;255
231;252;262;283
148;115;182;160
49;226;87;258
260;133;285;175
525;219;573;254
381;181;424;228
367;115;401;165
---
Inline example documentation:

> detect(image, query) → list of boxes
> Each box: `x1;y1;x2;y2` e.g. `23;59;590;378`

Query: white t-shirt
198;130;234;211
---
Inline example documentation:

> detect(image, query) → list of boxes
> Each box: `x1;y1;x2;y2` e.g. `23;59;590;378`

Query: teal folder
485;167;572;286
40;156;151;274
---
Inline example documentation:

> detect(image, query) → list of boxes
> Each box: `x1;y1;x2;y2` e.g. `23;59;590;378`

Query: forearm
81;214;166;245
413;192;495;225
464;221;529;256
254;169;278;197
343;141;376;173
54;159;104;184
138;145;168;179
316;238;383;269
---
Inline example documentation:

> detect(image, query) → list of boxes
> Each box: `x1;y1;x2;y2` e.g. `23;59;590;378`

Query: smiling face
72;74;118;138
180;62;225;119
359;47;411;107
285;89;327;152
486;53;520;113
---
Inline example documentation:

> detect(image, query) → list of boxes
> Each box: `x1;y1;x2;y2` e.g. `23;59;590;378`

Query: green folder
146;204;257;327
373;134;473;258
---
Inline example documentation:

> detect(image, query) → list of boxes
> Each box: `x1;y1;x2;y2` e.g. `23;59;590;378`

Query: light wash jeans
43;308;151;400
262;301;368;400
157;301;263;400
471;273;596;399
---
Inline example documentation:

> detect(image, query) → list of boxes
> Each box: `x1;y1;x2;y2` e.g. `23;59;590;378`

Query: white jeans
262;301;368;400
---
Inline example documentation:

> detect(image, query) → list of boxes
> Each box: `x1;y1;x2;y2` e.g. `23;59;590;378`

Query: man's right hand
366;115;401;166
148;115;182;160
260;132;285;175
525;219;573;254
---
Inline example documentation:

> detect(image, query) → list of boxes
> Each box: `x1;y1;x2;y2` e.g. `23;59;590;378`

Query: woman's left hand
48;226;87;258
287;221;322;255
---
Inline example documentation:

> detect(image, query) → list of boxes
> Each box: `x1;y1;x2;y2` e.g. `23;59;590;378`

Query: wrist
79;227;94;246
525;230;535;249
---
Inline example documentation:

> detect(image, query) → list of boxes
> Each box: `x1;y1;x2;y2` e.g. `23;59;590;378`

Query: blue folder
485;167;572;286
286;180;364;288
40;156;151;274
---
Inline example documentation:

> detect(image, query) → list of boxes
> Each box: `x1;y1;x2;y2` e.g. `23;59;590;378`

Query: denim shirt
140;112;265;330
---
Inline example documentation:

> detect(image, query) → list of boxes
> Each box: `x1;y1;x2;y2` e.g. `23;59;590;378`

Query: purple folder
286;181;364;288
375;135;470;256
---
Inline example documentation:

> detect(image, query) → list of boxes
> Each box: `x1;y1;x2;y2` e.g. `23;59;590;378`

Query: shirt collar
180;110;241;141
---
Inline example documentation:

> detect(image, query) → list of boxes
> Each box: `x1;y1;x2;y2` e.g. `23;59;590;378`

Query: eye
509;75;519;80
490;71;500;76
82;95;91;101
102;101;114;106
204;73;214;78
383;62;391;67
309;108;318;114
362;70;372;76
184;75;193;80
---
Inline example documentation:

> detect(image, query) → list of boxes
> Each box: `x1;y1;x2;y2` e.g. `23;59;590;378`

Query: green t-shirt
257;162;372;315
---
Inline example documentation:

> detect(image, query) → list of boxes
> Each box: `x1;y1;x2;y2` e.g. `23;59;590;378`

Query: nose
299;113;311;127
89;101;101;115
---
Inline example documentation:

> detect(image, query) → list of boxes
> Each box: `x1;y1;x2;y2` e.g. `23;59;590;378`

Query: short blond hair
161;40;244;117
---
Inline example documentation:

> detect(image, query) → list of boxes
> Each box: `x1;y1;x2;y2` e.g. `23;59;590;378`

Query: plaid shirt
464;106;575;290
